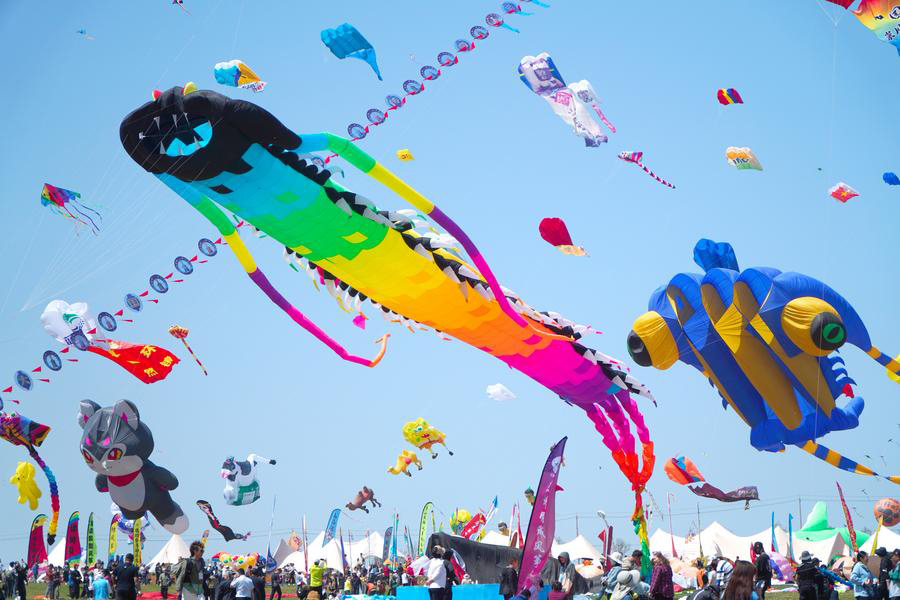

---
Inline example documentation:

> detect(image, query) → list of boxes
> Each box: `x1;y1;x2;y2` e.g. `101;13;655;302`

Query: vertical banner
787;515;794;562
391;513;399;563
418;502;433;557
302;515;310;574
108;515;120;563
382;526;393;561
606;526;613;567
64;512;82;566
27;514;48;568
460;514;486;539
323;508;341;546
86;513;96;565
265;496;277;573
835;482;858;552
132;518;142;565
516;437;567;594
340;529;348;571
770;512;778;554
667;494;677;558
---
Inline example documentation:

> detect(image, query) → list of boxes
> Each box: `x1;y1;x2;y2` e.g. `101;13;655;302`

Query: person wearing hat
887;549;900;600
610;558;646;600
795;552;824;600
602;553;624;600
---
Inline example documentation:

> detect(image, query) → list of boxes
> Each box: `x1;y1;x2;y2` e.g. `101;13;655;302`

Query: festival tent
47;539;65;567
279;531;386;570
859;527;900;554
551;534;604;562
273;538;293;566
147;534;190;568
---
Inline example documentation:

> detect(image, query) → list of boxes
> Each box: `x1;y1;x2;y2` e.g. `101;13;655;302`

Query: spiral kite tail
636;161;676;189
797;441;900;484
179;339;208;376
29;448;60;543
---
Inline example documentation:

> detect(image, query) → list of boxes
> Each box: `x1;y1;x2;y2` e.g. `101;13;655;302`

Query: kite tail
499;23;521;33
68;202;102;234
29;448;60;545
177;338;207;375
531;0;550;6
189;195;389;368
796;441;900;484
636;160;676;189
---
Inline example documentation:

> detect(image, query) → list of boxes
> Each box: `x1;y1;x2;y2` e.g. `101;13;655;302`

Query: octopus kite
627;238;900;483
120;86;657;535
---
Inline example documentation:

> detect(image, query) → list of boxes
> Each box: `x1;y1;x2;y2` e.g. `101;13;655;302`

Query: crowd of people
1;540;898;600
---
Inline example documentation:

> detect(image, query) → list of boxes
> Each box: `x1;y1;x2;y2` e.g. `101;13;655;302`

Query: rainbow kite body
628;238;900;484
41;183;102;234
717;88;743;105
832;0;900;56
120;85;656;532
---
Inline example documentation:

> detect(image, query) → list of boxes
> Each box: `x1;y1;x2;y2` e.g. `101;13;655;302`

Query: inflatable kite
196;500;250;541
486;383;516;401
450;509;472;534
120;87;657;541
345;486;382;513
321;24;382;80
627;238;900;483
403;418;453;458
796;501;870;546
111;504;148;544
221;454;276;506
829;182;859;202
883;172;899;185
9;462;42;510
42;299;180;383
396;149;414;161
825;0;900;56
388;450;422;476
518;53;613;147
41;183;101;235
874;497;899;527
168;325;207;375
0;412;59;544
618;151;676;189
214;60;266;93
717;88;743;105
539;218;587;256
78;399;189;533
663;456;703;484
726;147;762;171
213;552;259;570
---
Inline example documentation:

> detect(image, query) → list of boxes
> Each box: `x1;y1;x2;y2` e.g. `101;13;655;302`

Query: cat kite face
78;400;152;478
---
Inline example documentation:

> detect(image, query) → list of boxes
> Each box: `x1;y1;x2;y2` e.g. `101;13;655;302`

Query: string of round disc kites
330;5;549;162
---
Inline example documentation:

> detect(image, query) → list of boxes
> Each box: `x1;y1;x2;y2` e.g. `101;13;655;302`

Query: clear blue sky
0;0;898;561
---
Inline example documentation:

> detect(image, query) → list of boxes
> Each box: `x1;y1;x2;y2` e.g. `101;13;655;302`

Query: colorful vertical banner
770;512;778;554
85;513;96;565
390;513;399;563
108;515;120;563
835;482;858;553
27;514;48;567
787;515;794;563
516;437;567;594
510;503;524;548
382;526;393;561
418;502;433;557
64;512;82;566
132;518;142;565
340;529;348;570
323;508;341;546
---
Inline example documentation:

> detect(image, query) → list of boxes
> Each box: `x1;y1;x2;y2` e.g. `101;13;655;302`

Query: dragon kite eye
812;314;846;351
781;297;846;356
627;312;678;370
81;449;94;464
107;448;123;461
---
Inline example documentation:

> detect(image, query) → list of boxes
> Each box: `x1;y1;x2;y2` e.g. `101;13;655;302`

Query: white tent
479;531;512;547
279;531;386;571
859;527;900;554
147;535;190;568
272;539;293;566
47;540;65;567
649;521;849;564
552;534;604;562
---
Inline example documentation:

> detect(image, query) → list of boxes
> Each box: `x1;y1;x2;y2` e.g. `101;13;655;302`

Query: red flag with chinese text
88;340;180;383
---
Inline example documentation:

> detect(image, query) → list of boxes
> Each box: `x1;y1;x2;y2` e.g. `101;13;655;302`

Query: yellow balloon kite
396;149;414;161
402;418;453;459
9;462;42;510
387;450;422;477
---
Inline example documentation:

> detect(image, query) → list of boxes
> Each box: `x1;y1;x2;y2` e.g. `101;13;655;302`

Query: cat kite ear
113;399;141;429
78;400;101;429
